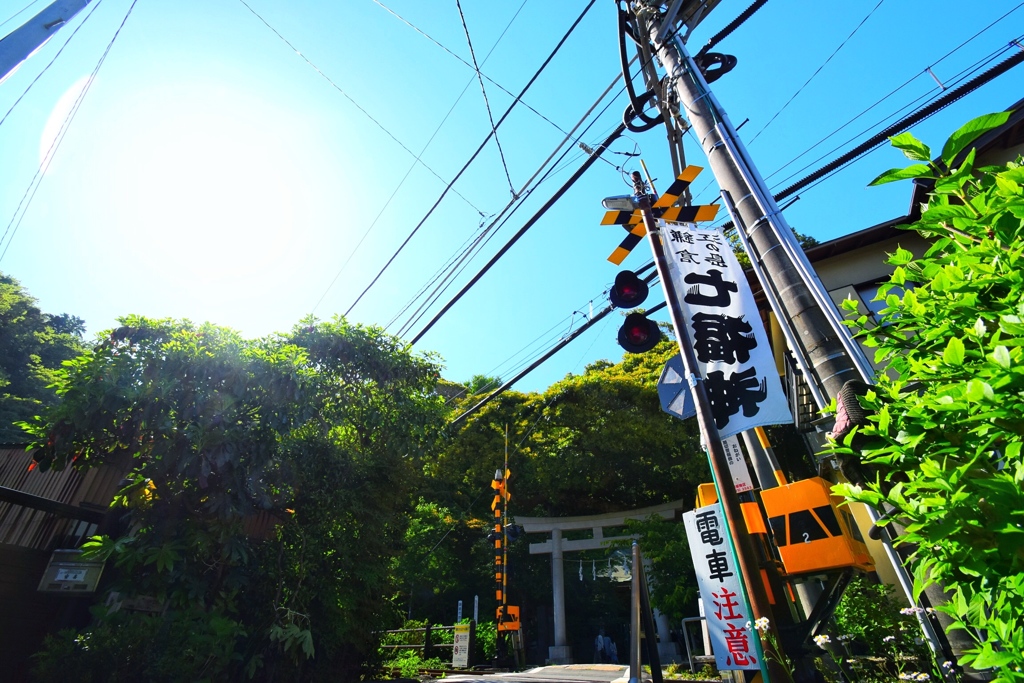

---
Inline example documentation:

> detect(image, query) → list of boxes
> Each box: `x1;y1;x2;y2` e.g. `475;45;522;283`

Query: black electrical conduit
410;122;628;344
450;295;666;427
695;0;769;58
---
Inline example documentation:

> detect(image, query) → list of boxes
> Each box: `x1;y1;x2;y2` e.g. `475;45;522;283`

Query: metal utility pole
630;0;952;667
635;3;874;410
634;172;789;682
0;0;92;84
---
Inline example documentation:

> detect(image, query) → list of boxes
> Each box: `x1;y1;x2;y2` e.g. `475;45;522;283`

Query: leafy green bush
828;112;1024;680
832;575;923;657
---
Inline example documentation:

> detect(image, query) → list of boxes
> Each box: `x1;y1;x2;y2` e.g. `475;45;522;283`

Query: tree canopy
0;272;85;443
27;316;447;682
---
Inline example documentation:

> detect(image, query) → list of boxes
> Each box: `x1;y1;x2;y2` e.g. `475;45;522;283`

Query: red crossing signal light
609;270;649;309
618;312;661;353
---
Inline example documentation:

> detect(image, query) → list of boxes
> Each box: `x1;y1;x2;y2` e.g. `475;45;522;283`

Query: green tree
0;272;85;443
827;113;1024;680
431;338;708;518
465;374;503;396
26;316;446;682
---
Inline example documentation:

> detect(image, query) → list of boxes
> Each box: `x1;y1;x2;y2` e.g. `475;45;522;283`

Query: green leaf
940;111;1012;166
943;336;965;366
889;132;932;161
989;346;1010;369
868;164;934;186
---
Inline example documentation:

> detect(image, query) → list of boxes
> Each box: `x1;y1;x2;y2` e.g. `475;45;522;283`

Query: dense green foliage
0;272;85;443
829;113;1024;680
25;316;446;682
431;338;708;517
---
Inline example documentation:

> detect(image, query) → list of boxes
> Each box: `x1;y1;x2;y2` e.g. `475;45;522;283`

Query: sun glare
97;83;311;284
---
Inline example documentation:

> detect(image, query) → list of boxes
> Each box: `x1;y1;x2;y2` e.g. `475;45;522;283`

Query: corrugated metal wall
0;448;130;681
0;448;128;551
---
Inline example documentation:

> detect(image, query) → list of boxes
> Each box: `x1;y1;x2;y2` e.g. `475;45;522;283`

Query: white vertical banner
662;223;792;439
722;435;753;493
683;504;760;671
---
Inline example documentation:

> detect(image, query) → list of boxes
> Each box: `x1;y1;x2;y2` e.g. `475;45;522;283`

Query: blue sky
1;0;1022;393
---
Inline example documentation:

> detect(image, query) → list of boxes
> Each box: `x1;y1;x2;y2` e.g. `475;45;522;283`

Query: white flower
883;635;896;643
900;606;926;616
813;634;831;648
745;621;752;630
754;617;770;633
916;674;930;681
942;661;954;670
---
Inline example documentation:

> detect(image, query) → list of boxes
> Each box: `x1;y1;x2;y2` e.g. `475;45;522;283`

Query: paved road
442;664;641;683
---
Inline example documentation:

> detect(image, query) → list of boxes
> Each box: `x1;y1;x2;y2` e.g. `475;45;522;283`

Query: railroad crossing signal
601;165;720;265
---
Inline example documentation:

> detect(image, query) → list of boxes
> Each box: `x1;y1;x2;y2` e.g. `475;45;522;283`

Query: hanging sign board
452;623;471;668
661;224;792;439
683;504;759;671
722;435;753;493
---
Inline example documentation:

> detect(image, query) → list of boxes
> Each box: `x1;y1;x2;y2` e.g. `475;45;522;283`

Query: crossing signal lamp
618;312;661;354
609;269;660;353
609;270;649;309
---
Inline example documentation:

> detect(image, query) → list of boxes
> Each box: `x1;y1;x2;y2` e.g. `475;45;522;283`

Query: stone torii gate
517;499;686;664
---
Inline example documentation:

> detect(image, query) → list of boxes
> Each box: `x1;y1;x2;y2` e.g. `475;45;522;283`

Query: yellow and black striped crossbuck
602;165;720;265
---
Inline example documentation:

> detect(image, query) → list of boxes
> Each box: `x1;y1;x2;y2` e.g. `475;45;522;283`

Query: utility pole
0;0;92;83
633;171;789;682
629;0;952;668
635;2;874;408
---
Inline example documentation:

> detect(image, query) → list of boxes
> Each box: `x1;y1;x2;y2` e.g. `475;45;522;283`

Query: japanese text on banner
664;224;792;439
683;504;759;671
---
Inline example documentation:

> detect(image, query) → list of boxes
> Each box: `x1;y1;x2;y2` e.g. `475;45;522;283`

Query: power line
456;0;515;196
391;75;629;337
341;0;598;319
235;0;483;215
695;0;768;56
768;39;1017;193
0;0;140;264
762;0;1024;185
704;45;1024;238
311;2;528;316
410;122;627;344
746;0;887;145
773;44;1024;202
0;0;43;31
372;0;568;136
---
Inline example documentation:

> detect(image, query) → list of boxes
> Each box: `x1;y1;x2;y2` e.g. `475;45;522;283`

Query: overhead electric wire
392;77;629;338
0;0;42;31
451;298;667;427
456;0;515;196
773;44;1024;202
0;0;105;131
0;0;139;264
701;43;1024;238
409;122;627;345
746;0;887;146
690;13;1024;206
312;3;528;317
762;1;1024;185
342;0;598;318
768;38;1018;193
372;0;567;136
236;0;482;215
404;37;665;341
